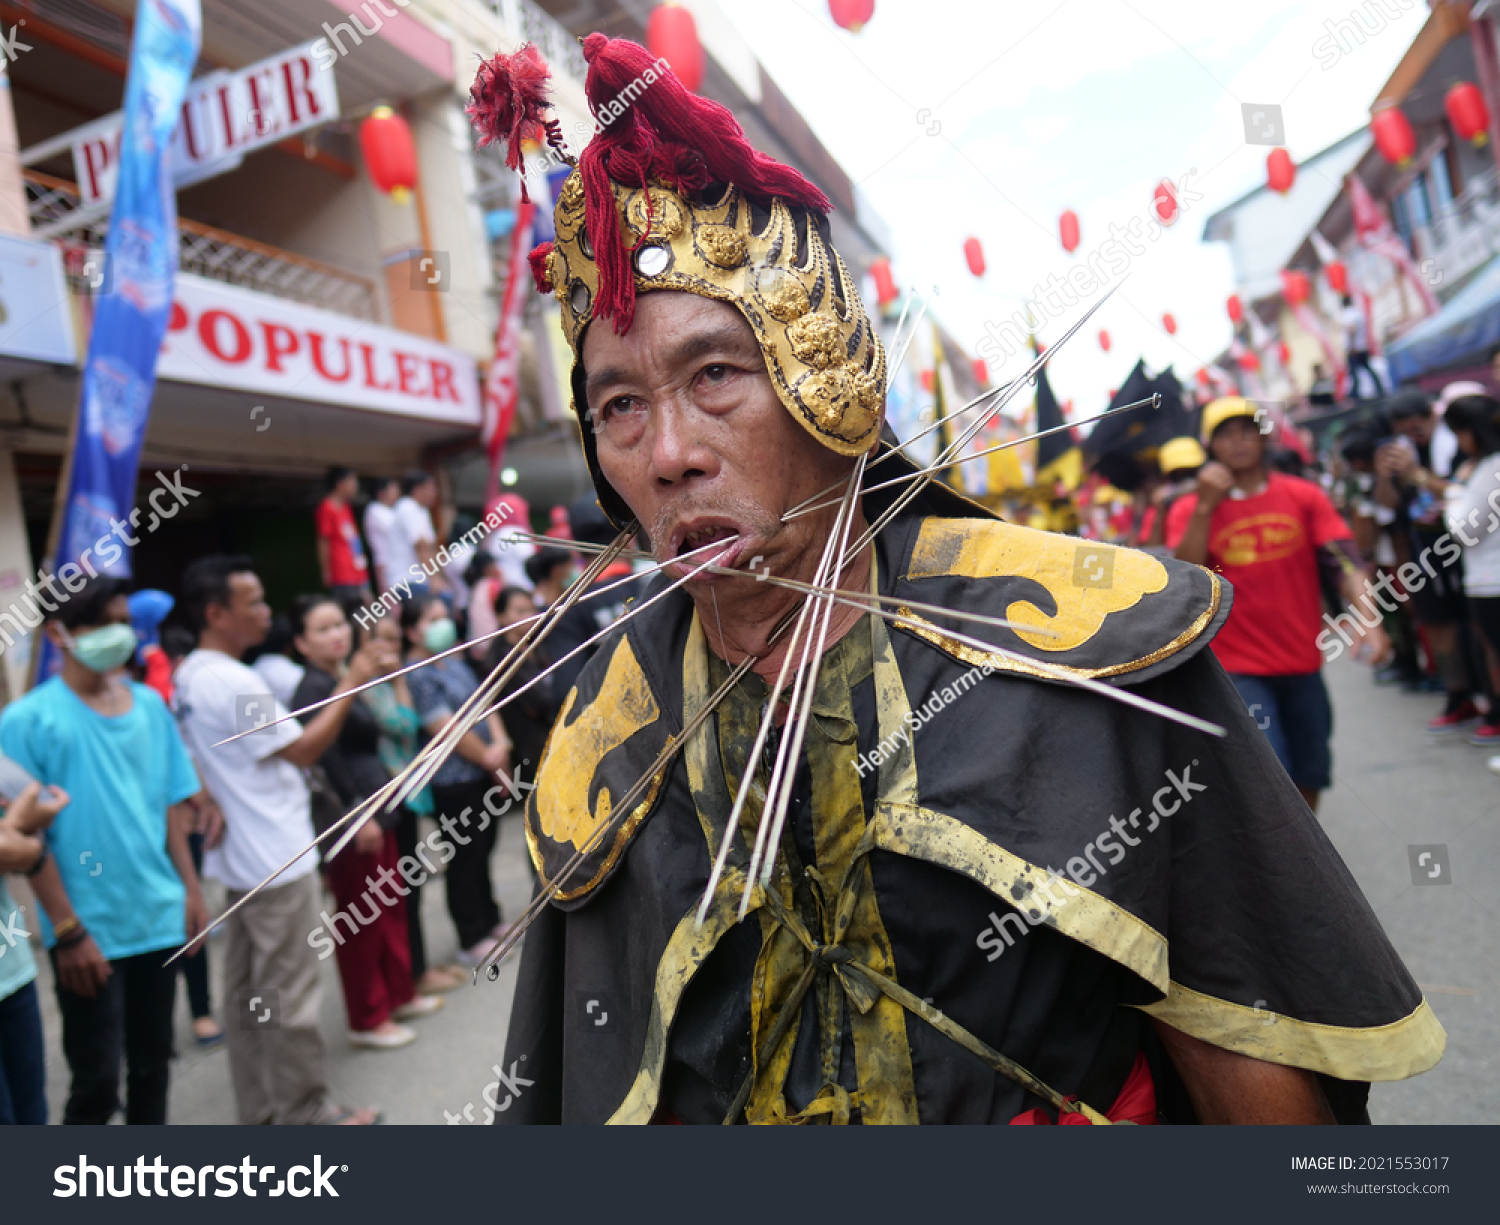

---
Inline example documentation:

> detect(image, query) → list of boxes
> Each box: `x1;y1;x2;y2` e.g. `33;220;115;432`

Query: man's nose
649;398;717;488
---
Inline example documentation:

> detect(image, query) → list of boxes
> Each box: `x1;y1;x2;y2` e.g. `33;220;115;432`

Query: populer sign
158;274;480;425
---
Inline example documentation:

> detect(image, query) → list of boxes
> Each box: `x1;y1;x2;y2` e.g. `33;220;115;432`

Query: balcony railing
24;169;380;321
482;0;590;86
1411;165;1500;301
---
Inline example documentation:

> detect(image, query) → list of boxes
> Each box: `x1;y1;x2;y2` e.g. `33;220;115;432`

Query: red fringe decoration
467;43;556;201
578;34;833;333
528;241;555;294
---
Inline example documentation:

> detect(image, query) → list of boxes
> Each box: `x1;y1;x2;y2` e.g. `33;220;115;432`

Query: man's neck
1231;465;1268;496
197;629;243;660
698;540;873;683
60;656;107;699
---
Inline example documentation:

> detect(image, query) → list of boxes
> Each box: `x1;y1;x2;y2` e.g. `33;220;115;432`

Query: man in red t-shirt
1167;398;1387;811
315;467;372;605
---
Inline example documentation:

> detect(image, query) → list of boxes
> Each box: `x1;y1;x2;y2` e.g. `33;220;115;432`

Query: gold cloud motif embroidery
536;637;661;853
907;520;1169;652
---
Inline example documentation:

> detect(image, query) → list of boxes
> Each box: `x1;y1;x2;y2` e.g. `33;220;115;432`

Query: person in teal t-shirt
0;780;69;1124
0;576;208;1125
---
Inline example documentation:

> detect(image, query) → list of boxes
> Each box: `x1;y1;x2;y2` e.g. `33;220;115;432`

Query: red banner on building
483;199;535;501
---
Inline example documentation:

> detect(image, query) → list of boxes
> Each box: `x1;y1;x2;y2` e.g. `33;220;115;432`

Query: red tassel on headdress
578;34;833;334
467;43;567;202
528;241;555;294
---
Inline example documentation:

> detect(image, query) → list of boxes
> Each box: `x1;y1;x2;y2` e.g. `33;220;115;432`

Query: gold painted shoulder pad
523;631;674;905
893;517;1230;684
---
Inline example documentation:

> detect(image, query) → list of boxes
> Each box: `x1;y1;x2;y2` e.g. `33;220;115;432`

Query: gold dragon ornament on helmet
468;35;886;527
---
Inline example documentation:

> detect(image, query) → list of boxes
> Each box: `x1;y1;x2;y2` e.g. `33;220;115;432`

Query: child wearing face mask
398;595;513;968
0;576;211;1125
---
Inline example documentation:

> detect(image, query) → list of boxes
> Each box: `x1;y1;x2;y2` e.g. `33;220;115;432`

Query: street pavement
20;653;1497;1125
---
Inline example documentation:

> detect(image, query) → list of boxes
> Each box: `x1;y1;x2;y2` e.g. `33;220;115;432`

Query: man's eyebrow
583;323;758;405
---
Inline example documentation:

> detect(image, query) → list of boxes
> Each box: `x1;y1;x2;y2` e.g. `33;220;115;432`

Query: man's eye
701;364;731;383
598;397;635;423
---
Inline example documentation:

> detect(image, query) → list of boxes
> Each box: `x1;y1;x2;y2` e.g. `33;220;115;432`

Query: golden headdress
468;35;886;527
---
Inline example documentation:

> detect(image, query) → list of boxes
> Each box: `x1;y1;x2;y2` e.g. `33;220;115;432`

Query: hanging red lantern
1325;260;1348;295
359;106;418;203
1280;268;1311;306
869;256;897;307
646;2;704;93
972;356;989;387
1371;106;1416;168
1236;349;1261;372
1196;367;1211;388
1445;81;1490;147
829;0;875;32
1059;209;1080;253
1277;340;1291;365
1098;329;1111;352
1266;147;1296;194
1153;180;1178;225
1162;312;1177;335
1226;294;1244;324
963;236;985;278
920;369;935;393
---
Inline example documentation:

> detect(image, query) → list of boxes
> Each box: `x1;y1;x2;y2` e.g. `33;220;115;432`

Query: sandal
320;1105;384;1125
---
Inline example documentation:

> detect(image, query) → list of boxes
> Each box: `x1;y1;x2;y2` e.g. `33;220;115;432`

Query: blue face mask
63;623;138;673
422;617;458;654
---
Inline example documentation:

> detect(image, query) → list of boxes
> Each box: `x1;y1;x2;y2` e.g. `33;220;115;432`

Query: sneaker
1470;722;1500;747
1428;700;1481;735
349;1023;415;1050
392;995;444;1021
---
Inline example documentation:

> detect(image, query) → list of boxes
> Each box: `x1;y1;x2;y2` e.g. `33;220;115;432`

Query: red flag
1347;174;1439;316
483;199;536;502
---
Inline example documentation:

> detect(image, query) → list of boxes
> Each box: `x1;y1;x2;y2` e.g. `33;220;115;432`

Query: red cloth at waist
1008;1051;1156;1125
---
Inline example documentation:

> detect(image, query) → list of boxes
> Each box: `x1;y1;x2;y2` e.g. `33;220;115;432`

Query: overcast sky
719;0;1421;410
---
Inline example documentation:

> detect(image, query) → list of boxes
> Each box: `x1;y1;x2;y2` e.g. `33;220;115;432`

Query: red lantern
1446;81;1490;147
1162;312;1177;335
1371;106;1416;168
972;356;989;387
1196;367;1211;388
920;369;935;394
1266;147;1296;194
1236;349;1261;372
963;236;985;278
1059;209;1080;253
647;3;704;93
1153;180;1178;225
829;0;875;33
1280;268;1311;306
359;107;417;203
1226;294;1244;324
1325;260;1348;295
1277;340;1291;365
1098;329;1111;352
869;256;897;307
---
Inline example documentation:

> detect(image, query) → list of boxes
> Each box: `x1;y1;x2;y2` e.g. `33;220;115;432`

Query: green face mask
422;617;458;654
63;623;138;673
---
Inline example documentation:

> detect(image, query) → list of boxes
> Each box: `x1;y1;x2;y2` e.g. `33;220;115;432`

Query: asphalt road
19;653;1495;1125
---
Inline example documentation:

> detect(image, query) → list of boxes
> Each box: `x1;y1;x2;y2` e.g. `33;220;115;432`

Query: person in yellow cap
1136;436;1205;550
1167;397;1389;812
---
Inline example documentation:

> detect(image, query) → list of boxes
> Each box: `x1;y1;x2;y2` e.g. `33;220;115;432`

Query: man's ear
42;621;67;651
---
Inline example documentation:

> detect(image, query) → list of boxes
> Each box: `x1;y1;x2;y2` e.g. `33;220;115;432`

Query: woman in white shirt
1442;393;1500;762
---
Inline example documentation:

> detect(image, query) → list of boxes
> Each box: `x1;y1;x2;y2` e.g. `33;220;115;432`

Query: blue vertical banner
37;0;200;682
54;0;201;581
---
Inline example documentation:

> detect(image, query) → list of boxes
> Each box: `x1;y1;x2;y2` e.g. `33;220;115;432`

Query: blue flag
38;0;200;681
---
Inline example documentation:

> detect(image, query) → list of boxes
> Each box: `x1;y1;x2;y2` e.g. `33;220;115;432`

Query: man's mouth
667;521;746;576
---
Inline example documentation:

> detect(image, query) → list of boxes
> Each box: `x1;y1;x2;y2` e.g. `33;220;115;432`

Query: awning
1385;251;1500;383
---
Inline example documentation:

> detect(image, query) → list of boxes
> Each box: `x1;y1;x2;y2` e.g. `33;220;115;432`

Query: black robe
497;491;1444;1124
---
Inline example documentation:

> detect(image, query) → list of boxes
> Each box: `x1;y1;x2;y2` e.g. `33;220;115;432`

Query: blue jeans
0;980;48;1124
1230;671;1333;792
